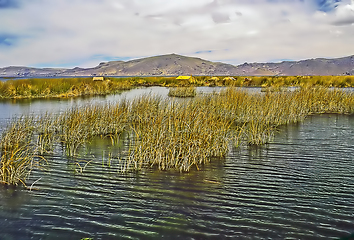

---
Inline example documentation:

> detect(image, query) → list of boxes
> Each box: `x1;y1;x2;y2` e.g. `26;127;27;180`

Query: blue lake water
0;87;353;240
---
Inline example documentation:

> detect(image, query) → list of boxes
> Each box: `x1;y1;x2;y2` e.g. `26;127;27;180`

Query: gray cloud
332;1;354;25
333;18;354;25
0;0;353;68
211;12;230;23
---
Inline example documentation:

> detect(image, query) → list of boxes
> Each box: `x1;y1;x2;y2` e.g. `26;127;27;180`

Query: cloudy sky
0;0;354;68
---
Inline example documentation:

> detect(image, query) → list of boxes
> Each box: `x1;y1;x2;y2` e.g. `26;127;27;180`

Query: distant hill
1;54;354;77
239;55;354;76
63;54;239;77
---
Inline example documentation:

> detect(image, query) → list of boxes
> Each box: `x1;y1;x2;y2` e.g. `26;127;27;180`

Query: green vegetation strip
1;87;354;186
0;75;353;99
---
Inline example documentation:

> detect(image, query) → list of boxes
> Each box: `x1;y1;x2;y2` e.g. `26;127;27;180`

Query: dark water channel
0;87;354;240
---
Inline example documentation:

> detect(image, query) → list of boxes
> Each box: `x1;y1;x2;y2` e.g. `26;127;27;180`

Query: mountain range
1;54;354;78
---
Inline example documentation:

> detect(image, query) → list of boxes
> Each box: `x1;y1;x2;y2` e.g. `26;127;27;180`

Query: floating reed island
1;75;354;100
0;77;133;99
168;87;197;97
1;86;354;186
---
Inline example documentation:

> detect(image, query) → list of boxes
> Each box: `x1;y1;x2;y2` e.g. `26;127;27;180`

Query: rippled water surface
0;88;354;240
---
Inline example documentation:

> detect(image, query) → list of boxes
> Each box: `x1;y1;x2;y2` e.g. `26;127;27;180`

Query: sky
0;0;354;68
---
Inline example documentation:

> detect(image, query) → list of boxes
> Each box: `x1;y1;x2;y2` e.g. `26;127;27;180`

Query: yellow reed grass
1;86;354;185
168;87;197;97
0;117;39;186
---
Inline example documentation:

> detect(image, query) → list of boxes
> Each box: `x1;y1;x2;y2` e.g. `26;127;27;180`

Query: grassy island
1;85;354;186
168;87;197;97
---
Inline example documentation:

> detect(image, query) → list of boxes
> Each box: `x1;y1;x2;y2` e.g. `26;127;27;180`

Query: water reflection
0;87;354;239
0;87;247;123
0;186;30;211
2;86;352;123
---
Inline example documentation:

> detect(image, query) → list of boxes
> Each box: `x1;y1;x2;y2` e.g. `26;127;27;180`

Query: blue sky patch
0;34;17;47
0;0;20;9
315;0;341;12
195;50;213;54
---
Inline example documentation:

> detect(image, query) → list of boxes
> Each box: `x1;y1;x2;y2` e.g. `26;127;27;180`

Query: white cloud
332;0;354;25
314;0;354;25
0;0;353;68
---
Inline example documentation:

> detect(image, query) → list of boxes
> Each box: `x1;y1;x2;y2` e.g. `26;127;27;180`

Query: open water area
0;87;354;240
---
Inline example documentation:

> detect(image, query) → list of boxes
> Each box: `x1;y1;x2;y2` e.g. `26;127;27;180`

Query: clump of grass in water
236;120;275;146
57;108;90;157
1;86;354;185
36;113;60;155
0;117;40;186
168;87;196;97
53;101;129;157
218;86;354;146
126;96;231;171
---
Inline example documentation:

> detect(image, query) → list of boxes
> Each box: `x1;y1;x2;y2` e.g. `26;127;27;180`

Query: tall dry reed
0;117;38;186
0;78;133;99
168;87;197;97
125;95;231;171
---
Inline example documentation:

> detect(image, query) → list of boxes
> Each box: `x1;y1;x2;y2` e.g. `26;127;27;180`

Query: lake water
0;87;354;240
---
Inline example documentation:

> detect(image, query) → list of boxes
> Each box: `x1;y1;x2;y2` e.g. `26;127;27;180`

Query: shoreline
0;75;353;100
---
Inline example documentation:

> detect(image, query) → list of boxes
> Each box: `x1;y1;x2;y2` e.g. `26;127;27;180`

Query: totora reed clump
168;87;197;98
1;86;354;186
0;117;43;186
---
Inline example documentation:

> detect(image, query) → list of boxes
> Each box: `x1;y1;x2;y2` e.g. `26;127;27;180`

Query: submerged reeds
1;86;354;186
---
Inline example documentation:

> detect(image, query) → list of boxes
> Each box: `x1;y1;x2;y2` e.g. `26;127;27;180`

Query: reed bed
1;75;353;100
126;96;231;171
0;77;133;99
1;86;354;186
237;75;354;88
168;87;197;97
0;117;38;186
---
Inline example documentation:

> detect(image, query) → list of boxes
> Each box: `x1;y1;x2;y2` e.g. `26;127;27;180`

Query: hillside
63;54;239;76
0;54;354;77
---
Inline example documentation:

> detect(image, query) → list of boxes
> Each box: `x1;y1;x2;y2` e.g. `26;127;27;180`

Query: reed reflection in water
0;114;353;240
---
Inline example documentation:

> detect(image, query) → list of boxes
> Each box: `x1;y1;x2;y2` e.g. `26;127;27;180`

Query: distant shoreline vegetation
0;75;353;99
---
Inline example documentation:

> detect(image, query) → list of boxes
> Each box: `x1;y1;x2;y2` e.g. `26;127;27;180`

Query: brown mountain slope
64;54;239;76
241;55;354;76
0;54;354;77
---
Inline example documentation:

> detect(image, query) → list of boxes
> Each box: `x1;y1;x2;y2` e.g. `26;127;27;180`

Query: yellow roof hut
176;76;192;80
176;75;196;84
93;76;104;81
